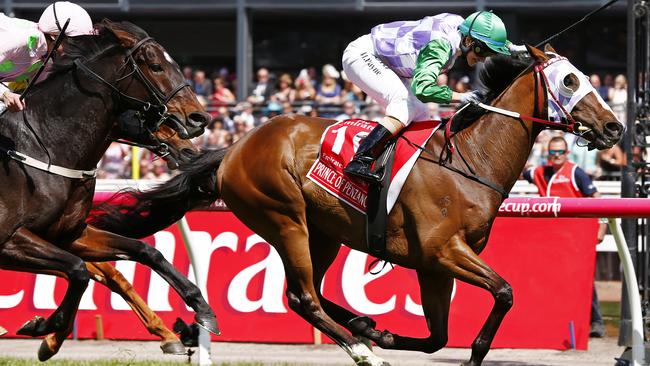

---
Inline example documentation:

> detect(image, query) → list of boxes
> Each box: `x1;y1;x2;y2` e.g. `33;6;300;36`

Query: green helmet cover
459;11;511;55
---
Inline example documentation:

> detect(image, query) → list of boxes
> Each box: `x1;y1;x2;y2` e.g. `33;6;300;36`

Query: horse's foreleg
439;234;513;366
64;226;219;335
85;262;184;354
0;227;89;337
37;261;183;361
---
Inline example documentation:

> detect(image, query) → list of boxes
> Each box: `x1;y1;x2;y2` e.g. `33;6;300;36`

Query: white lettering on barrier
498;199;561;217
342;250;396;315
147;232;176;311
0;289;23;309
34;275;57;310
227;234;287;313
112;261;137;310
186;231;239;311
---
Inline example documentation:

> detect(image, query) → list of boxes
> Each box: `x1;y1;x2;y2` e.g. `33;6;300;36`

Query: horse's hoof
38;336;59;362
17;316;45;336
0;326;7;336
194;314;220;335
160;341;186;355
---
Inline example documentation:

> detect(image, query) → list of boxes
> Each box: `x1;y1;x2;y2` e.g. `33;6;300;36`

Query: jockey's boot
344;124;393;183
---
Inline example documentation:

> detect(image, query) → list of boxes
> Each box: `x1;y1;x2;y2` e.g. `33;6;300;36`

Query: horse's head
101;20;210;139
527;44;625;149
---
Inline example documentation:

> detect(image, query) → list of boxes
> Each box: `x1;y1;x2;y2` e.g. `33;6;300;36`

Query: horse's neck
463;73;541;193
24;57;121;169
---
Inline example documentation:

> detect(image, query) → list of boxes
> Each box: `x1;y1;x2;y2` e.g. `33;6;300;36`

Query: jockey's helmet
458;11;510;56
38;1;94;37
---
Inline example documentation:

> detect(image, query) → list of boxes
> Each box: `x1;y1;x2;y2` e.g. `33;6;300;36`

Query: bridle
0;31;191;179
429;53;607;198
73;35;191;159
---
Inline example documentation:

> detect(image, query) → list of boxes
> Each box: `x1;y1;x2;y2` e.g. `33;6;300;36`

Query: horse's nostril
188;112;210;128
605;121;624;137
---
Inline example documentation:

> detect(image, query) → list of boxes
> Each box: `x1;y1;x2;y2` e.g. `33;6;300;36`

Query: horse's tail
89;148;228;238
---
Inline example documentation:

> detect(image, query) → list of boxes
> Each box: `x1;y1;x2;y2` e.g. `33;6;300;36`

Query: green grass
0;359;292;366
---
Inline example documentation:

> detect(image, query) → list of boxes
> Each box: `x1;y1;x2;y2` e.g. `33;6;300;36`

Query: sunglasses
548;149;567;156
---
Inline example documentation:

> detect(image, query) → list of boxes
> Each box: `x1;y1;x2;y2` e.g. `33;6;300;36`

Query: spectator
336;101;358;121
294;69;316;102
272;73;296;103
316;64;342;105
99;142;131;179
589;74;609;102
428;103;441;120
608;74;627;123
182;66;193;86
209;78;236;107
567;135;601;178
340;71;366;103
282;101;294;114
248;67;274;104
522;136;607;338
192;70;212;98
298;104;318;117
235;101;256;129
598;143;626;180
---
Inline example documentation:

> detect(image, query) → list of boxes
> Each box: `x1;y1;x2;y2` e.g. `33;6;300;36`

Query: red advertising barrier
0;208;598;350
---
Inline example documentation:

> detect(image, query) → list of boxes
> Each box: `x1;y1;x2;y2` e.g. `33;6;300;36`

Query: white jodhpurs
342;34;429;126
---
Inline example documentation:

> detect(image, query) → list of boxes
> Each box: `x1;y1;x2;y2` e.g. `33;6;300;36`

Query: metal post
236;0;252;102
177;217;212;366
610;218;645;366
620;0;639;347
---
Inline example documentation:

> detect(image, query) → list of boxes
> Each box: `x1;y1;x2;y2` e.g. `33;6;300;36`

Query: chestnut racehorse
0;19;218;358
91;45;624;366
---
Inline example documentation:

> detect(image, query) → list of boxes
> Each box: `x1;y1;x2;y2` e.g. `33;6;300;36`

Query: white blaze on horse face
163;51;174;64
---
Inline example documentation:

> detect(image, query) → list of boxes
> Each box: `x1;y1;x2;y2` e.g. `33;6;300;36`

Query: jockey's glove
459;90;483;105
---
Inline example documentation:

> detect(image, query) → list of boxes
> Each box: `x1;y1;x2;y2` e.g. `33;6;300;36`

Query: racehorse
36;126;198;361
0;19;218;354
91;45;624;366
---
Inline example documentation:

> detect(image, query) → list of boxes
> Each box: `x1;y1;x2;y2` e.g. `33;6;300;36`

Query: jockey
0;1;94;113
342;11;519;182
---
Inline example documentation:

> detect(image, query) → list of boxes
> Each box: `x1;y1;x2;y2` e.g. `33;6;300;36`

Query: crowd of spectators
98;64;629;183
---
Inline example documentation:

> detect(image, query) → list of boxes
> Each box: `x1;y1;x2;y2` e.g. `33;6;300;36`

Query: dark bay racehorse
91;45;624;366
0;19;218;354
37;126;198;361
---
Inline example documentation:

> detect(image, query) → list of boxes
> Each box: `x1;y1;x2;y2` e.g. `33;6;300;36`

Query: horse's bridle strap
3;148;96;179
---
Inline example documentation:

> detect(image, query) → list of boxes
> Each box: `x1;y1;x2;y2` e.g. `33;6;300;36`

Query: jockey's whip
535;0;619;48
19;18;70;102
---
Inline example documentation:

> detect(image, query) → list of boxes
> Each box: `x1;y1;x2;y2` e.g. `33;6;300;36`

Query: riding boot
344;124;394;183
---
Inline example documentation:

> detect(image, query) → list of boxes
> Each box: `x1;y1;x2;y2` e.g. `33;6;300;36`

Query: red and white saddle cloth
307;118;440;214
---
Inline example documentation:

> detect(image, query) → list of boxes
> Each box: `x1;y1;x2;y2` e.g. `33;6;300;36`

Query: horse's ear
543;44;558;54
525;44;548;63
102;19;137;48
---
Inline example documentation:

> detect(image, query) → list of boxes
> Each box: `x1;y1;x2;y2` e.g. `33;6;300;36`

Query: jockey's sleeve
411;39;453;104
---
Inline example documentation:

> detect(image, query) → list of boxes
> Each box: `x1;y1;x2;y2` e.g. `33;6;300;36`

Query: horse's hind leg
0;227;89;337
310;233;454;353
63;226;219;335
439;234;513;366
38;261;184;361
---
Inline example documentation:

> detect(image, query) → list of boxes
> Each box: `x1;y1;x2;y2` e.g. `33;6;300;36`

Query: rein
2;34;187;180
413;56;594;198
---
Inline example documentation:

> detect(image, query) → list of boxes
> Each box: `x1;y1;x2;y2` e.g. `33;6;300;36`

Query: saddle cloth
306;118;440;214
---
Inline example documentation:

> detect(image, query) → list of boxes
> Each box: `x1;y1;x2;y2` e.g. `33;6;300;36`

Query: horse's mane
452;55;532;127
51;20;148;73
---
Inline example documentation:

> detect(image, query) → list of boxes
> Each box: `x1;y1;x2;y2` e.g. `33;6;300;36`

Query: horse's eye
150;63;163;72
563;74;578;89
